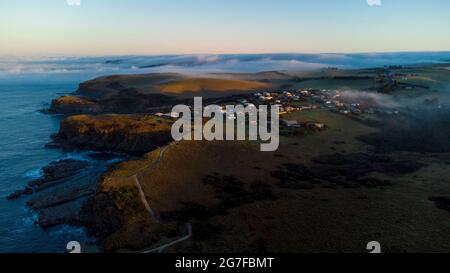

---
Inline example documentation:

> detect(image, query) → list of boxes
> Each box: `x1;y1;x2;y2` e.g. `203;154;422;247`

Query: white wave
23;168;44;180
61;151;127;164
22;213;39;227
49;225;85;236
48;225;97;244
19;207;39;227
60;152;93;162
106;157;126;164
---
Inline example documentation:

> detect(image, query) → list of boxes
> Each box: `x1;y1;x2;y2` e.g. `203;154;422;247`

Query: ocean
0;80;96;253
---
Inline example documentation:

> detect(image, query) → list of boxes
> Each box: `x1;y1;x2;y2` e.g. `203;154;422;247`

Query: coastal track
127;143;193;253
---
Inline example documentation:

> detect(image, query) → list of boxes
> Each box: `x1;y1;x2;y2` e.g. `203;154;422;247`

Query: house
307;122;325;129
155;112;179;118
281;119;301;128
299;105;314;111
285;106;296;113
334;101;344;107
168;112;179;118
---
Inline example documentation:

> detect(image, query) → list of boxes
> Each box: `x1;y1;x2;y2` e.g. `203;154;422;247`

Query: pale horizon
1;0;449;56
3;50;450;60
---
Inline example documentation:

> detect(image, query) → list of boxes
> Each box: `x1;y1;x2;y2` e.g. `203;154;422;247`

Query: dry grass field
77;73;274;100
153;78;271;98
98;107;450;253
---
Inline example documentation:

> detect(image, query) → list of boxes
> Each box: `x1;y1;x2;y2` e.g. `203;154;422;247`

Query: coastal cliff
49;72;273;115
50;95;102;114
49;90;176;115
8;113;175;251
51;114;174;155
79;150;179;252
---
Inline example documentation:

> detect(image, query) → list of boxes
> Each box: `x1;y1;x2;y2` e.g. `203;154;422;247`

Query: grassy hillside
54;114;174;154
153;78;271;95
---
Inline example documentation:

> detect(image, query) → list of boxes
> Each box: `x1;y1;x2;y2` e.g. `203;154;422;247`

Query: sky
1;0;449;56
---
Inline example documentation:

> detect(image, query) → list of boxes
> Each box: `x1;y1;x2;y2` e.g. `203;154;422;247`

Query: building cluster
154;87;399;120
250;88;366;116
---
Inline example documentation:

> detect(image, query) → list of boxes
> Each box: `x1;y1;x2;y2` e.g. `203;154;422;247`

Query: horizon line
2;50;450;59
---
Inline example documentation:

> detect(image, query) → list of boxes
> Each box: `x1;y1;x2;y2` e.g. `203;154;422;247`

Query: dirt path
128;143;193;253
141;223;193;253
133;175;157;220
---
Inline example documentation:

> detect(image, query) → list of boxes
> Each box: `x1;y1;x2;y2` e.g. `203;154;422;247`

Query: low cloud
2;52;450;76
341;90;397;108
67;0;81;6
367;0;381;6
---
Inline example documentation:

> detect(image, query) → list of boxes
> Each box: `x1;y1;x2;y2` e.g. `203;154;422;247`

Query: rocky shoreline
7;92;177;251
6;112;175;250
7;154;123;235
7;159;88;200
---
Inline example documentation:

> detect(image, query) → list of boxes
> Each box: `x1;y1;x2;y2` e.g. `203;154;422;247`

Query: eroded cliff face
79;151;179;253
49;90;176;115
51;114;174;155
48;73;183;115
50;96;102;114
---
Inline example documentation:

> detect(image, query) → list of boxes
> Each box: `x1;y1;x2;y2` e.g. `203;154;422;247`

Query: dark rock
6;187;33;200
79;193;124;239
27;183;95;210
6;159;87;200
35;159;88;185
38;196;90;228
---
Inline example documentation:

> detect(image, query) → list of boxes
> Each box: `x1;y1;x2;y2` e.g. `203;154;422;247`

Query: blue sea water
0;80;97;253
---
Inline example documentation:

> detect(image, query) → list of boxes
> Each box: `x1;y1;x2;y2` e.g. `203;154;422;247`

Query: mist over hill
1;52;449;82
